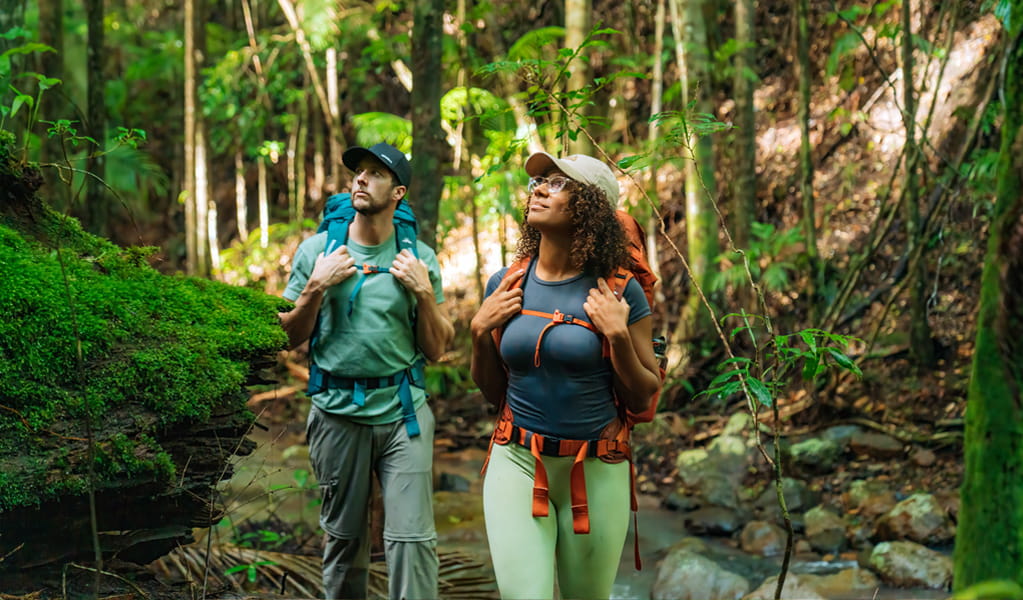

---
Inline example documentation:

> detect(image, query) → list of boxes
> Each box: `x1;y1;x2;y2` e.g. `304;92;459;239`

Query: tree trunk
903;0;936;367
410;0;446;249
797;0;817;318
195;121;210;276
184;0;199;274
733;0;756;311
646;0;666;296
954;8;1023;586
326;47;342;192
235;149;249;240
85;0;107;236
565;0;594;155
672;0;719;338
258;156;269;248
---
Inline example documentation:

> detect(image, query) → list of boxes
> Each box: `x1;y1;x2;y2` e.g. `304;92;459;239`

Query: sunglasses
527;175;573;194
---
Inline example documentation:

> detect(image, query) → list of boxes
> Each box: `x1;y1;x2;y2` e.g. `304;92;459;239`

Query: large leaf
507;26;566;61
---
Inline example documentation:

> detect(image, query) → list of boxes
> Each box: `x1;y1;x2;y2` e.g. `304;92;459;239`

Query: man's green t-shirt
283;230;445;424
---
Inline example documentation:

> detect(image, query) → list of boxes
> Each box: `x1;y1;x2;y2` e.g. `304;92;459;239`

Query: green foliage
476;25;634;149
0;28;60;153
711;222;802;294
350;112;413;152
218;219;315;290
0;202;289;512
700;319;862;409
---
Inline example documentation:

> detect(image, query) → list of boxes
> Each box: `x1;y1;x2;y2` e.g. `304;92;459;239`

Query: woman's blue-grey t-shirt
485;262;651;440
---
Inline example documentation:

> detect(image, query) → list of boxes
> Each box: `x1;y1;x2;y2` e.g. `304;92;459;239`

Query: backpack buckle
552;310;574;324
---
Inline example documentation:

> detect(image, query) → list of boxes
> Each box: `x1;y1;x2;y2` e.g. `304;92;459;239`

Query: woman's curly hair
515;180;631;276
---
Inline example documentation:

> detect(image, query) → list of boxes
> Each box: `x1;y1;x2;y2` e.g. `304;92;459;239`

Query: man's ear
392;185;407;203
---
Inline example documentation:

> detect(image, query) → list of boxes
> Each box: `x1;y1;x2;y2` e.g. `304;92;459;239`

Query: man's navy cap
342;142;411;187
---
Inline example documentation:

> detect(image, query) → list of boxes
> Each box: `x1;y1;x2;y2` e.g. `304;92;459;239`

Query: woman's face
525;171;575;231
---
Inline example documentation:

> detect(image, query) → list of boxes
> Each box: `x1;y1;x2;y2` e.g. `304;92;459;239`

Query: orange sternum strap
522;309;599;367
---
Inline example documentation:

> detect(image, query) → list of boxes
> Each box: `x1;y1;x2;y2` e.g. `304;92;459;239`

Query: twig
64;562;152;599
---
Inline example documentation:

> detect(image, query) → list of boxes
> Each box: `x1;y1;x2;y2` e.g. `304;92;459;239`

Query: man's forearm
415;296;454;361
280;285;326;349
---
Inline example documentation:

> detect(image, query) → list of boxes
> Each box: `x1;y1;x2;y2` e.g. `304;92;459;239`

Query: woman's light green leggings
483;441;630;600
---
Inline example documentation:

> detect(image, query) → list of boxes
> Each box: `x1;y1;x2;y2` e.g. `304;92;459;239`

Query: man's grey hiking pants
307;402;438;600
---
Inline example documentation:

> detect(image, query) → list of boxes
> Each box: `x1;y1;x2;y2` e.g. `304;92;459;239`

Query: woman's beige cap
525;152;619;207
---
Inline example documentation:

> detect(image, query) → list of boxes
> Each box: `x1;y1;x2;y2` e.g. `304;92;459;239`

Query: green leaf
746;377;773;407
10;94;31;117
827;348;862;376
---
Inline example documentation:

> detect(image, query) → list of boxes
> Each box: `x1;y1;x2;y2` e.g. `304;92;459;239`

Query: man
280;142;454;600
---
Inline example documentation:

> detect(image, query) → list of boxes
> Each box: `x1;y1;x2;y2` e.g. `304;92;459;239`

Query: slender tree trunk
195;121;209;276
902;0;935;367
734;0;756;312
296;95;308;221
326;47;342;192
85;0;107;236
286;104;298;222
410;0;446;249
184;0;198;274
954;9;1023;586
646;0;666;298
797;0;818;318
312;107;325;214
455;0;485;301
564;0;594;155
234;149;249;240
673;0;719;336
258;157;269;248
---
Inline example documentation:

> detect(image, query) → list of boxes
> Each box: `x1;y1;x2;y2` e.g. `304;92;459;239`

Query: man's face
350;156;405;216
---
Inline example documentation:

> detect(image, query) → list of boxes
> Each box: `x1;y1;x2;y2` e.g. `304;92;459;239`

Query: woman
470;151;662;599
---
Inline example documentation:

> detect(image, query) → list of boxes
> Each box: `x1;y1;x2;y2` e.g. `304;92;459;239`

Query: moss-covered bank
0;132;290;569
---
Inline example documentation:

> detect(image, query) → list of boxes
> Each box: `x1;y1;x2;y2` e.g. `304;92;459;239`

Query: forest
1;0;1022;598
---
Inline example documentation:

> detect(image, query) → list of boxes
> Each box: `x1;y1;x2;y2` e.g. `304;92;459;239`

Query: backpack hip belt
308;358;426;437
487;403;634;537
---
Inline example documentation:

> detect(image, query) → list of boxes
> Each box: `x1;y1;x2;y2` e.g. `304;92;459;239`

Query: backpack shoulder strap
393;199;419;258
320;193;357;254
490;257;533;351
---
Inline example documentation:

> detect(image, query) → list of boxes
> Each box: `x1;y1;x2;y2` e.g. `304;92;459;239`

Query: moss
0;183;289;513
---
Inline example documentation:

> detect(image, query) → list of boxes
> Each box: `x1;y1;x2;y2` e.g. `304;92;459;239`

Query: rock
874;493;955;545
844;479;897;518
910;447;937;467
790;438;843;474
739;520;788;556
801;567;881;598
755;478;819;523
743;573;825;599
436;472;472;492
868;540;953;589
653;546;750;600
804;505;848;554
820;424;862;449
849;431;905;459
683;506;745;536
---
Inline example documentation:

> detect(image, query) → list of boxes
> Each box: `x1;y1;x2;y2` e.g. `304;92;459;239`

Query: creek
218;421;951;600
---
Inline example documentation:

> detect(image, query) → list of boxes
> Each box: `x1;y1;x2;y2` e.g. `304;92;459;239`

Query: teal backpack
306;192;426;437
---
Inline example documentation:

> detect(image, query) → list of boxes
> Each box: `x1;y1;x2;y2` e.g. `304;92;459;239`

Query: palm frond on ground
150;543;498;599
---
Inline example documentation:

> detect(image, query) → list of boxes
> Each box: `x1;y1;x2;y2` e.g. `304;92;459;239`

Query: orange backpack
483;209;663;570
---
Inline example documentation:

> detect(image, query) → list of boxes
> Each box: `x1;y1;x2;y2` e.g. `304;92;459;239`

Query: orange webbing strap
569;441;590;534
521;309;599;367
530;434;551;518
